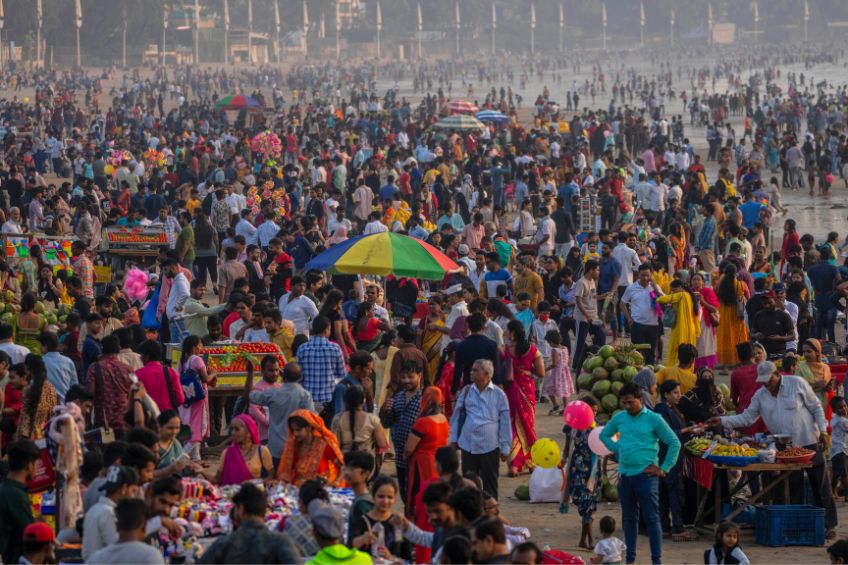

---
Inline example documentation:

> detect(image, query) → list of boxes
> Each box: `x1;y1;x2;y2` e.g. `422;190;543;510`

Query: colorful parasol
446;99;480;115
476;109;509;123
215;94;264;111
432;115;485;131
305;232;458;279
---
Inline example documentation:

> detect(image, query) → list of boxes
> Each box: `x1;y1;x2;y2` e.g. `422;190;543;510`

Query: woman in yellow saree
420;295;448;379
798;338;832;409
656;280;701;367
277;409;345;486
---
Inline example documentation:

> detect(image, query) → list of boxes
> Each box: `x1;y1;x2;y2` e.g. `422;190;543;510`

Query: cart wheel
601;455;619;486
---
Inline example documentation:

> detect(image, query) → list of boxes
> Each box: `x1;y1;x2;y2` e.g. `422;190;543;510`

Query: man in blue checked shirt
295;316;346;427
379;359;423;511
601;381;680;565
448;359;511;502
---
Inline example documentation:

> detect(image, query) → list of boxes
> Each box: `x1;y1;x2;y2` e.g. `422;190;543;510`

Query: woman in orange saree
277;409;345;486
503;320;545;477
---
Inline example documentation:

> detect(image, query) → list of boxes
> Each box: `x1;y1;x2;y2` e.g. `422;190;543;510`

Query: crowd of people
0;39;847;563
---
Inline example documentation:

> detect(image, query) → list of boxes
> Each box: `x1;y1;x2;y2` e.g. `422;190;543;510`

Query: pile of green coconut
575;343;661;425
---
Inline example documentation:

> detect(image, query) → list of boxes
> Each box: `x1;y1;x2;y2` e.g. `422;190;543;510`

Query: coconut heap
0;294;65;327
575;343;660;425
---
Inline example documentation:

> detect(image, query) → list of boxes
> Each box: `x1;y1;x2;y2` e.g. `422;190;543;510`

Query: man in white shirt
363;211;389;235
82;465;138;561
611;231;643;336
278;276;320;336
534;206;557;256
235;210;259;246
620;264;664;365
164;259;190;342
0;323;30;364
445;284;470;334
225;185;246;215
256;211;280;250
352;180;374;229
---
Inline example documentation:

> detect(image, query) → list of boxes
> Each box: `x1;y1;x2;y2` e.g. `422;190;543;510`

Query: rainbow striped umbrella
306;232;458;279
215;94;264;110
446;99;480;115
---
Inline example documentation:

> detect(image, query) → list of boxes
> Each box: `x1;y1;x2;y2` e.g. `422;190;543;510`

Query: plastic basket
706;454;759;467
755;505;825;547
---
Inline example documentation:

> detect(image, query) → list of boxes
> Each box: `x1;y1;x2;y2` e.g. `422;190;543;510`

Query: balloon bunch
250;131;283;160
143;149;167;169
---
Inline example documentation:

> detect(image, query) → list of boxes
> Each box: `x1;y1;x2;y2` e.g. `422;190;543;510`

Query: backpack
180;356;206;406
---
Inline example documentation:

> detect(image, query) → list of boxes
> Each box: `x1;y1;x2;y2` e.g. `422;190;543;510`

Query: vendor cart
165;341;287;392
688;455;814;534
100;225;169;265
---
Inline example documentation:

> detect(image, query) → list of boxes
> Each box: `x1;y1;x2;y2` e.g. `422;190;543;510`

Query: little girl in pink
544;329;575;415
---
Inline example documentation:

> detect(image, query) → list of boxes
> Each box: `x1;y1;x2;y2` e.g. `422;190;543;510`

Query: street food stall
685;435;822;546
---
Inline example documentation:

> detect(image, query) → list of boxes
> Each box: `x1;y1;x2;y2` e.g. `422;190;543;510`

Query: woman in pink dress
503;320;545;477
178;335;215;460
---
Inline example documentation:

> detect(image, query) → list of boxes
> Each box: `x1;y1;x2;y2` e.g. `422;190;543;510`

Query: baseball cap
756;360;778;383
761;290;776;300
772;282;786;293
100;465;138;493
458;244;470;256
23;522;54;544
310;503;344;539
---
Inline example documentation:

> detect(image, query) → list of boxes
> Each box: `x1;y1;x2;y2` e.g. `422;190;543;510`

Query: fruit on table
777;447;814;457
711;444;757;457
685;437;713;454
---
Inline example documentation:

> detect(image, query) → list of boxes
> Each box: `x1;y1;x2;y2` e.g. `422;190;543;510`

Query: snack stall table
689;455;813;533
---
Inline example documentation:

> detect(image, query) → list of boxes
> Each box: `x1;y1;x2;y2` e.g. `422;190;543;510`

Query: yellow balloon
22;97;30;104
104;164;115;175
530;438;561;469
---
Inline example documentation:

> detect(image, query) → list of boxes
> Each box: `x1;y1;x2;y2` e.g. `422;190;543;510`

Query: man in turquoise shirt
601;382;680;565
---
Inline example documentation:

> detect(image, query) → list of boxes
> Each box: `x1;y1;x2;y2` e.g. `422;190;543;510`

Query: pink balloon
562;400;594;430
588;426;614;457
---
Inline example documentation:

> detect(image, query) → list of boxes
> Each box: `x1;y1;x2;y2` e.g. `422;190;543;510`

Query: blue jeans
571;320;606;371
169;318;189;344
619;473;662;564
814;306;837;343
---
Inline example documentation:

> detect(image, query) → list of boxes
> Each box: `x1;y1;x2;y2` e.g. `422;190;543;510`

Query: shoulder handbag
163;363;192;442
179;356;207;407
455;385;472;439
89;363;116;445
662;305;677;329
735;294;746;319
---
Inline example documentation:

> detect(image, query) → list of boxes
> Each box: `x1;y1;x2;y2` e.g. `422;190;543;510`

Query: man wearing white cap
445;284;470;336
708;360;837;538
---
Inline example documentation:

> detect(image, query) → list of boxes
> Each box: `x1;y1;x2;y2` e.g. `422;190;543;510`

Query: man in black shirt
452;313;501;394
751;290;796;358
551;196;575;260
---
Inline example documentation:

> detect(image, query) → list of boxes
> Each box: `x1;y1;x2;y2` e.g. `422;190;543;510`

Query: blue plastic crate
755;505;825;547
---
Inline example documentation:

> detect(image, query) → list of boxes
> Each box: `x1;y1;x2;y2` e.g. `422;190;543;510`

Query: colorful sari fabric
656;291;700;367
220;414;260;486
421;320;446;379
504;344;539;474
436;361;455;419
716;277;750;365
406;388;450;521
277;409;344;486
668;234;686;272
798;338;832;411
695;286;719;369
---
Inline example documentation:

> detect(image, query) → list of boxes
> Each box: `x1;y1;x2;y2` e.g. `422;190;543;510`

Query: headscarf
799;338;831;387
694;367;720;409
326;225;348;246
219;414;261;486
277;409;344;485
633;368;657;410
123;307;140;327
418;386;444;417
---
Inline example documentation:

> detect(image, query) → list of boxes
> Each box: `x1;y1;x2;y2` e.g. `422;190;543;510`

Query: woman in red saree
780;218;800;273
404;387;450;521
503;320;545;477
277;409;345;486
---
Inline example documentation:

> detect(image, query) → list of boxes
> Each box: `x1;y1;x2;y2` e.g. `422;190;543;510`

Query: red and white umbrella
446;99;480;115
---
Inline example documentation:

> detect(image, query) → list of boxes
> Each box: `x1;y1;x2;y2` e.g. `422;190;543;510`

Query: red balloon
563;400;594;430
